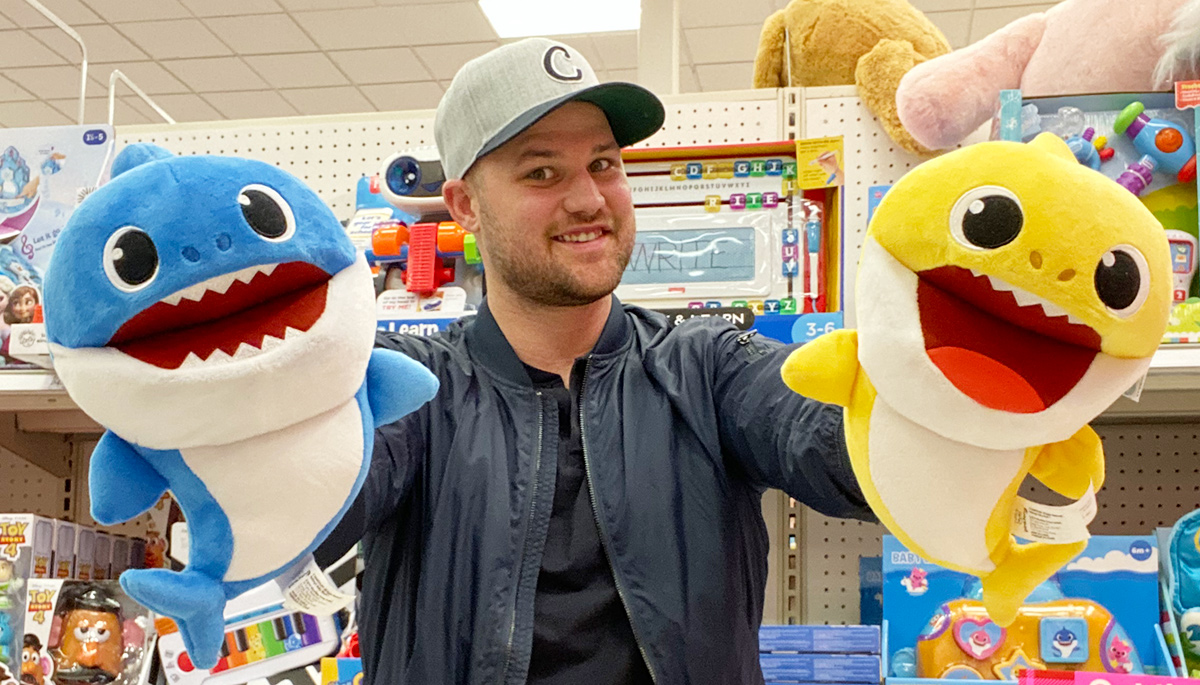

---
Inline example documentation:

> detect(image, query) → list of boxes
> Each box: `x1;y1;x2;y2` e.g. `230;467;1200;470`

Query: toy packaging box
20;579;154;685
51;521;75;580
91;533;111;582
619;138;845;346
997;90;1200;344
320;657;363;685
0;514;54;678
883;535;1165;681
0;125;113;369
73;527;95;581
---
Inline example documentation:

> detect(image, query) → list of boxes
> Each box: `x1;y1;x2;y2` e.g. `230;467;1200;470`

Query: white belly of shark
180;397;364;582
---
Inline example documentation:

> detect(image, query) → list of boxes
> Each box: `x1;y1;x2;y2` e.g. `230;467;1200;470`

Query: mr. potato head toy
47;586;142;685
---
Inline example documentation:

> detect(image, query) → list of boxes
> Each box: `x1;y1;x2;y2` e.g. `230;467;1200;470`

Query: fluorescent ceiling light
479;0;640;37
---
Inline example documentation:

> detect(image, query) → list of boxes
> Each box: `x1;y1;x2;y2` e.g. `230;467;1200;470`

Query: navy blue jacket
317;298;871;684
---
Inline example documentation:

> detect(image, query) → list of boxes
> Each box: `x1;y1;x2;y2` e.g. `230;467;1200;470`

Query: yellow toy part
782;133;1172;626
915;597;1142;679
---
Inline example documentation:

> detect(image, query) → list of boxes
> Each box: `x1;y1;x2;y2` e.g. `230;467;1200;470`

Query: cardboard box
91;532;112;581
74;526;95;581
759;653;880;683
51;520;76;580
759;625;880;654
0;514;55;678
129;537;146;571
109;536;130;579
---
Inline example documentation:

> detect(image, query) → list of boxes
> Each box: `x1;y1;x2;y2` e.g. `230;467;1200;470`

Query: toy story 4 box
883;535;1166;681
0;125;113;369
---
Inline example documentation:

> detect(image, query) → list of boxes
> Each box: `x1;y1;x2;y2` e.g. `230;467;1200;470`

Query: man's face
464;102;635;307
54;609;122;683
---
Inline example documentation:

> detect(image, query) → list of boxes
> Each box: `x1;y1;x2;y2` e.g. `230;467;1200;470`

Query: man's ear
443;177;480;235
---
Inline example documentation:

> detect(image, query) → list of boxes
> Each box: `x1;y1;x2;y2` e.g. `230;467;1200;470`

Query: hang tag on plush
1122;370;1148;403
278;556;355;616
1011;484;1097;544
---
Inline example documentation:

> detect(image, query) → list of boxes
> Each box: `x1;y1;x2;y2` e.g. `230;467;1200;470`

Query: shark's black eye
238;184;294;242
104;227;158;292
950;186;1024;250
1095;245;1150;318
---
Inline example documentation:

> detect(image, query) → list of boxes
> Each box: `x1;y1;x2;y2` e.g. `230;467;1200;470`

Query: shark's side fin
89;431;168;525
120;568;227;668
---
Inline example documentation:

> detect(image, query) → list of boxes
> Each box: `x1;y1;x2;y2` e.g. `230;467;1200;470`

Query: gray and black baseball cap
434;37;666;180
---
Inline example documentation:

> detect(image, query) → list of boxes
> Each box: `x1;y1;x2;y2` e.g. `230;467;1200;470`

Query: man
316;38;871;684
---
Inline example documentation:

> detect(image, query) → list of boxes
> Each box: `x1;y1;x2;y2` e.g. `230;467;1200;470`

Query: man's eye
592;158;615;172
527;167;553;181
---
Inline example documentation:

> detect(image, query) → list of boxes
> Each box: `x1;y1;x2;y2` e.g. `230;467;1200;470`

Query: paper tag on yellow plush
280;557;355;616
1011;484;1097;544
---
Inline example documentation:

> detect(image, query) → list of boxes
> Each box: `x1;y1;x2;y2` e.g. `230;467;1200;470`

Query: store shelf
1102;345;1200;420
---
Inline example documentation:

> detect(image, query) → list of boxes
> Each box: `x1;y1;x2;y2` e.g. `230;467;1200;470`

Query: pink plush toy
895;0;1200;151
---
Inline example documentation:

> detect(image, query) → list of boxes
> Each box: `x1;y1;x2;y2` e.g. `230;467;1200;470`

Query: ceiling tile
694;62;754;91
48;96;151;125
291;7;413;50
1;0;102;28
926;10;972;49
680;66;700;93
244;52;348;88
328;48;432;84
6;65;104;100
911;0;973;11
607;68;638;84
0;31;68;68
276;0;373;9
280;86;374;115
413;42;499;81
681;0;774;29
161;57;269;92
204;90;297;119
0;76;34;102
146;93;224;122
361;81;443;111
204;13;317;54
80;0;189;23
395;3;495;45
969;5;1055;42
32;25;148;64
0;101;71;128
119;19;233;60
91;61;191;95
684;25;763;64
591;32;638;71
181;0;283;16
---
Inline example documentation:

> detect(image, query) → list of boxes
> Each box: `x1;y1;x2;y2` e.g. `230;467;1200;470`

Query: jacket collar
465;295;631;386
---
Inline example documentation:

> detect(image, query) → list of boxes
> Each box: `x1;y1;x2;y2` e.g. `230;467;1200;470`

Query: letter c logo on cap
543;46;583;83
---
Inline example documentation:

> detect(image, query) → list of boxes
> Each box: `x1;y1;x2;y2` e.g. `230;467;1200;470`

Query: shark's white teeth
179;352;204;368
205;347;234;364
259;334;285;351
968;268;983;278
157;263;280;307
283;326;305;340
981;272;1086;325
985;274;1016;293
232;342;263;360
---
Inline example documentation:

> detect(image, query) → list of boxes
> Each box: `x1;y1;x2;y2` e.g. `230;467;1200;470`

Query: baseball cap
434;37;666;180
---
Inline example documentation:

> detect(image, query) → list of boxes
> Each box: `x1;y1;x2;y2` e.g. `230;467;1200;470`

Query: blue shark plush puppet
42;144;439;669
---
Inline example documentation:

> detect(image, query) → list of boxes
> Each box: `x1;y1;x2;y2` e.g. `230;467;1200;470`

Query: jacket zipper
501;391;544;684
577;356;660;684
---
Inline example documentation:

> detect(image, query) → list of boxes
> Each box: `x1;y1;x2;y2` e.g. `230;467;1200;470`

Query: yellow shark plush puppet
783;133;1171;626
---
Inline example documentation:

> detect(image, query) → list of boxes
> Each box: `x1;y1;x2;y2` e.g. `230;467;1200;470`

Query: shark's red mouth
917;266;1101;413
108;261;330;370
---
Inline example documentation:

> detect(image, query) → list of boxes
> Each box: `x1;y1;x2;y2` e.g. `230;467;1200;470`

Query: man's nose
561;171;605;216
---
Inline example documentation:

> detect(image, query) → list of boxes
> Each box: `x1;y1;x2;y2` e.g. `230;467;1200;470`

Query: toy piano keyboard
156;584;339;684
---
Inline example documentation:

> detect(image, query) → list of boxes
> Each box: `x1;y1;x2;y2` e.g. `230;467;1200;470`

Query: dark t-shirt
523;360;653;685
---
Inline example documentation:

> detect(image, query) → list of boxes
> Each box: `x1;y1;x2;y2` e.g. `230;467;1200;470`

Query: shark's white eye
1095;244;1150;318
238;184;295;242
949;186;1024;250
104;226;158;292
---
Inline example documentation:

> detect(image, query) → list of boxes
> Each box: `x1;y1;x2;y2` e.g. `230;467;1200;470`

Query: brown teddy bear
753;0;952;154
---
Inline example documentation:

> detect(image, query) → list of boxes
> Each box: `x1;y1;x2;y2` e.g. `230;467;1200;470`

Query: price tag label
280;556;356;616
1011;484;1097;544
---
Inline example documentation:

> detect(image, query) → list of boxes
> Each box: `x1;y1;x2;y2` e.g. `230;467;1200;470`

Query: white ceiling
0;0;1056;127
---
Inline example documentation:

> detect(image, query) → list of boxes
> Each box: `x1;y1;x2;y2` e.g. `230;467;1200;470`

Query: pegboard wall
116;89;784;223
800;86;991;326
793;424;1200;625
